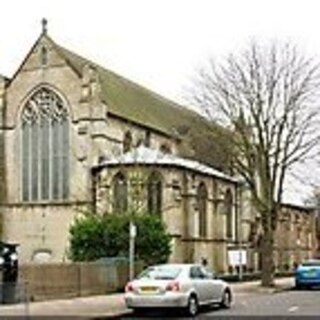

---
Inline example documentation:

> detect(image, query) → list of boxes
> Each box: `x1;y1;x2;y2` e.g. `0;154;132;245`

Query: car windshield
138;266;182;280
301;260;320;267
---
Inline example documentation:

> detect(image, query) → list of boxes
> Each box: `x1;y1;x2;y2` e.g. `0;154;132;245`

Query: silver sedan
124;263;232;316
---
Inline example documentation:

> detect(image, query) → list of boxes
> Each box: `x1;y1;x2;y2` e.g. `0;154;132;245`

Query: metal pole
239;243;243;280
129;221;136;281
238;182;243;281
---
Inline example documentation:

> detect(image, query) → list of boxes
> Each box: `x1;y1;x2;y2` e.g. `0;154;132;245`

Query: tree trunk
260;229;275;287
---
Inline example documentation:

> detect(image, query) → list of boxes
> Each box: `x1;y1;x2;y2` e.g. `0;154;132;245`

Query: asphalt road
114;288;320;319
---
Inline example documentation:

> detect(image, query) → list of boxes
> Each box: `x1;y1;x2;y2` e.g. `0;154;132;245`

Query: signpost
129;221;137;281
228;249;247;280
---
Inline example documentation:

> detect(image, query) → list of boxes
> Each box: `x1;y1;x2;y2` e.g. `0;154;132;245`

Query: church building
0;21;315;273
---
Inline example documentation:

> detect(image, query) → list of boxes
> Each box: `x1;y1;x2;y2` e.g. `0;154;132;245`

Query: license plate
140;286;158;294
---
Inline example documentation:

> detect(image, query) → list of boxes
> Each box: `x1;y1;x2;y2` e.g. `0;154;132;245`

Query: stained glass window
113;172;128;213
147;172;162;215
197;182;208;238
21;87;69;202
225;189;233;238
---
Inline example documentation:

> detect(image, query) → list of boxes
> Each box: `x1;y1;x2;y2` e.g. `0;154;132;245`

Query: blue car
295;259;320;289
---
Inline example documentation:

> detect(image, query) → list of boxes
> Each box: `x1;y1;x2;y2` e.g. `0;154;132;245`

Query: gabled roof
52;40;212;137
48;38;233;171
8;33;233;172
94;145;238;183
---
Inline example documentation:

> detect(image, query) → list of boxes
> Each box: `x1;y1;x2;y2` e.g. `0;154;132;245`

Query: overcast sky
2;0;320;205
2;0;320;105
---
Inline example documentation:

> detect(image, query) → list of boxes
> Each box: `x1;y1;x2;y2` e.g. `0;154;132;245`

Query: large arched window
147;171;162;215
197;182;208;238
113;172;128;213
225;189;233;238
21;87;69;202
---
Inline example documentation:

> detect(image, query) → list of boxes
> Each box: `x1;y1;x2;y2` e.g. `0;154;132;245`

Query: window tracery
113;172;128;213
197;182;208;238
21;87;69;201
147;171;162;215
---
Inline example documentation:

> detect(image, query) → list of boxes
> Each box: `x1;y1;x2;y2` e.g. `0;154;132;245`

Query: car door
189;266;208;304
211;277;225;301
198;266;220;303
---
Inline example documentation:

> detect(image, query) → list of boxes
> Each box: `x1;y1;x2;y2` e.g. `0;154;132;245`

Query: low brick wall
18;261;143;301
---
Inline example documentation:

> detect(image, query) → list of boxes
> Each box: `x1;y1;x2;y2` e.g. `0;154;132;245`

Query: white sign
130;222;137;238
228;249;247;266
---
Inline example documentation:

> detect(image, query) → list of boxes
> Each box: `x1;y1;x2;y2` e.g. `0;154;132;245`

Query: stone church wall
95;164;237;273
0;31;315;270
1;36;182;263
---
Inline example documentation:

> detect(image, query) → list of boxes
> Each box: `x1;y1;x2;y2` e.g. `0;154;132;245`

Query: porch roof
94;145;238;184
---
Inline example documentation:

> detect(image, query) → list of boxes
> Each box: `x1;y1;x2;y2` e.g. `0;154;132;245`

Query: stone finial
41;18;48;35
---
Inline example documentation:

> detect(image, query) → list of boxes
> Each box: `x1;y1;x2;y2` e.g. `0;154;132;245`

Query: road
115;288;320;319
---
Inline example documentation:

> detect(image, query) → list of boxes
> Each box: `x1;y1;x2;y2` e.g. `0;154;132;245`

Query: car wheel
220;289;232;309
186;295;198;317
295;282;304;290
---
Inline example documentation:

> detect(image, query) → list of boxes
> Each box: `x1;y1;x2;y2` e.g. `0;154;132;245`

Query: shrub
69;213;172;265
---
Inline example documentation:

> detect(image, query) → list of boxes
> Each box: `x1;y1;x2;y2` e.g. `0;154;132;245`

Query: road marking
288;306;299;312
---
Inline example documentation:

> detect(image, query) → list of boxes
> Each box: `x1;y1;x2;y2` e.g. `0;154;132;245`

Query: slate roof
48;36;233;172
53;41;211;134
94;145;238;183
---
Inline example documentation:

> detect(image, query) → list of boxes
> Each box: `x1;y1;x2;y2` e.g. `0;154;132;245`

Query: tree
191;41;320;286
69;212;172;266
134;214;172;266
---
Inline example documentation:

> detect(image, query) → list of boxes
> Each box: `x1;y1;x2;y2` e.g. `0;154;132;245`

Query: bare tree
190;41;320;286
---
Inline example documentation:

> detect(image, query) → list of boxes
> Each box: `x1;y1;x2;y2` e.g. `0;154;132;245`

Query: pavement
0;277;295;319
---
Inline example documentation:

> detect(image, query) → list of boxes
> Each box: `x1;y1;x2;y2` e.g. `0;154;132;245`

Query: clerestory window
113;172;128;213
123;131;133;153
147;171;162;215
197;182;208;238
225;189;233;238
21;87;69;202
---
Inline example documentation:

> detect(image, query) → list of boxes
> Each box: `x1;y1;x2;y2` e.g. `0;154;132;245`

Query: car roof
148;263;202;269
301;259;320;263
